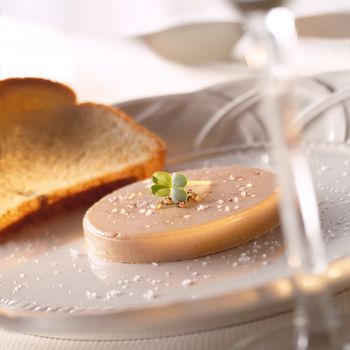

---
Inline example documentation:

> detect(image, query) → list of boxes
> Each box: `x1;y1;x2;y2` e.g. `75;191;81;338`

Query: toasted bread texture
0;78;166;233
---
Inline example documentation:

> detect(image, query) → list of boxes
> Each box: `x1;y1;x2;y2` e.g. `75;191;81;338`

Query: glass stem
244;8;341;348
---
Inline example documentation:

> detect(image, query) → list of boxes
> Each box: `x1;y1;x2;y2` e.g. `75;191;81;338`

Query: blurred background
0;0;349;103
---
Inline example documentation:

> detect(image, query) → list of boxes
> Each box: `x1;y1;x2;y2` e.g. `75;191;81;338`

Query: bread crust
0;78;166;233
0;77;76;101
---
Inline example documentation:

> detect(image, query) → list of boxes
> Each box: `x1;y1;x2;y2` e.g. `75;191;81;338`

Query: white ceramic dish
1;143;350;340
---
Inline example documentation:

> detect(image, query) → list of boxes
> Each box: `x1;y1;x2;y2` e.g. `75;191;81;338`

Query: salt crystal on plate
181;279;194;287
143;289;157;300
69;248;80;257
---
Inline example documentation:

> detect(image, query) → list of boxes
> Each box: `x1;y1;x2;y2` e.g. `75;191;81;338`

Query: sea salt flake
139;208;146;214
196;204;206;211
241;191;247;197
181;279;194;287
86;291;97;299
218;199;224;204
69;248;80;257
145;209;153;216
183;215;191;219
105;289;122;300
246;182;253;188
224;206;230;212
143;289;157;300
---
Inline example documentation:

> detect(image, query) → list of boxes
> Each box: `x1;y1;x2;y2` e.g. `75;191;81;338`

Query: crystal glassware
229;1;350;349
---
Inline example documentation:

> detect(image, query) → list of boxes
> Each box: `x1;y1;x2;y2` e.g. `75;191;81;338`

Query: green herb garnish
151;171;211;204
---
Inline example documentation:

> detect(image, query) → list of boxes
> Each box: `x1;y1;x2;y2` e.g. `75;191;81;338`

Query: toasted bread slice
0;78;166;233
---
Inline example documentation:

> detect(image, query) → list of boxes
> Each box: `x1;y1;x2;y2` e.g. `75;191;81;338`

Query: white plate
118;72;350;157
1;143;350;340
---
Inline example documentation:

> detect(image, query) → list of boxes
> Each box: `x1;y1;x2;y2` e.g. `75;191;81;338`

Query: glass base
231;316;350;350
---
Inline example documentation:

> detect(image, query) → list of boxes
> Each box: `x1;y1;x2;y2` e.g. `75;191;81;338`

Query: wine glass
228;1;350;349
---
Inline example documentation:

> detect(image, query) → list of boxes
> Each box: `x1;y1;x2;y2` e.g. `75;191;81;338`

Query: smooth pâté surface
83;166;279;263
